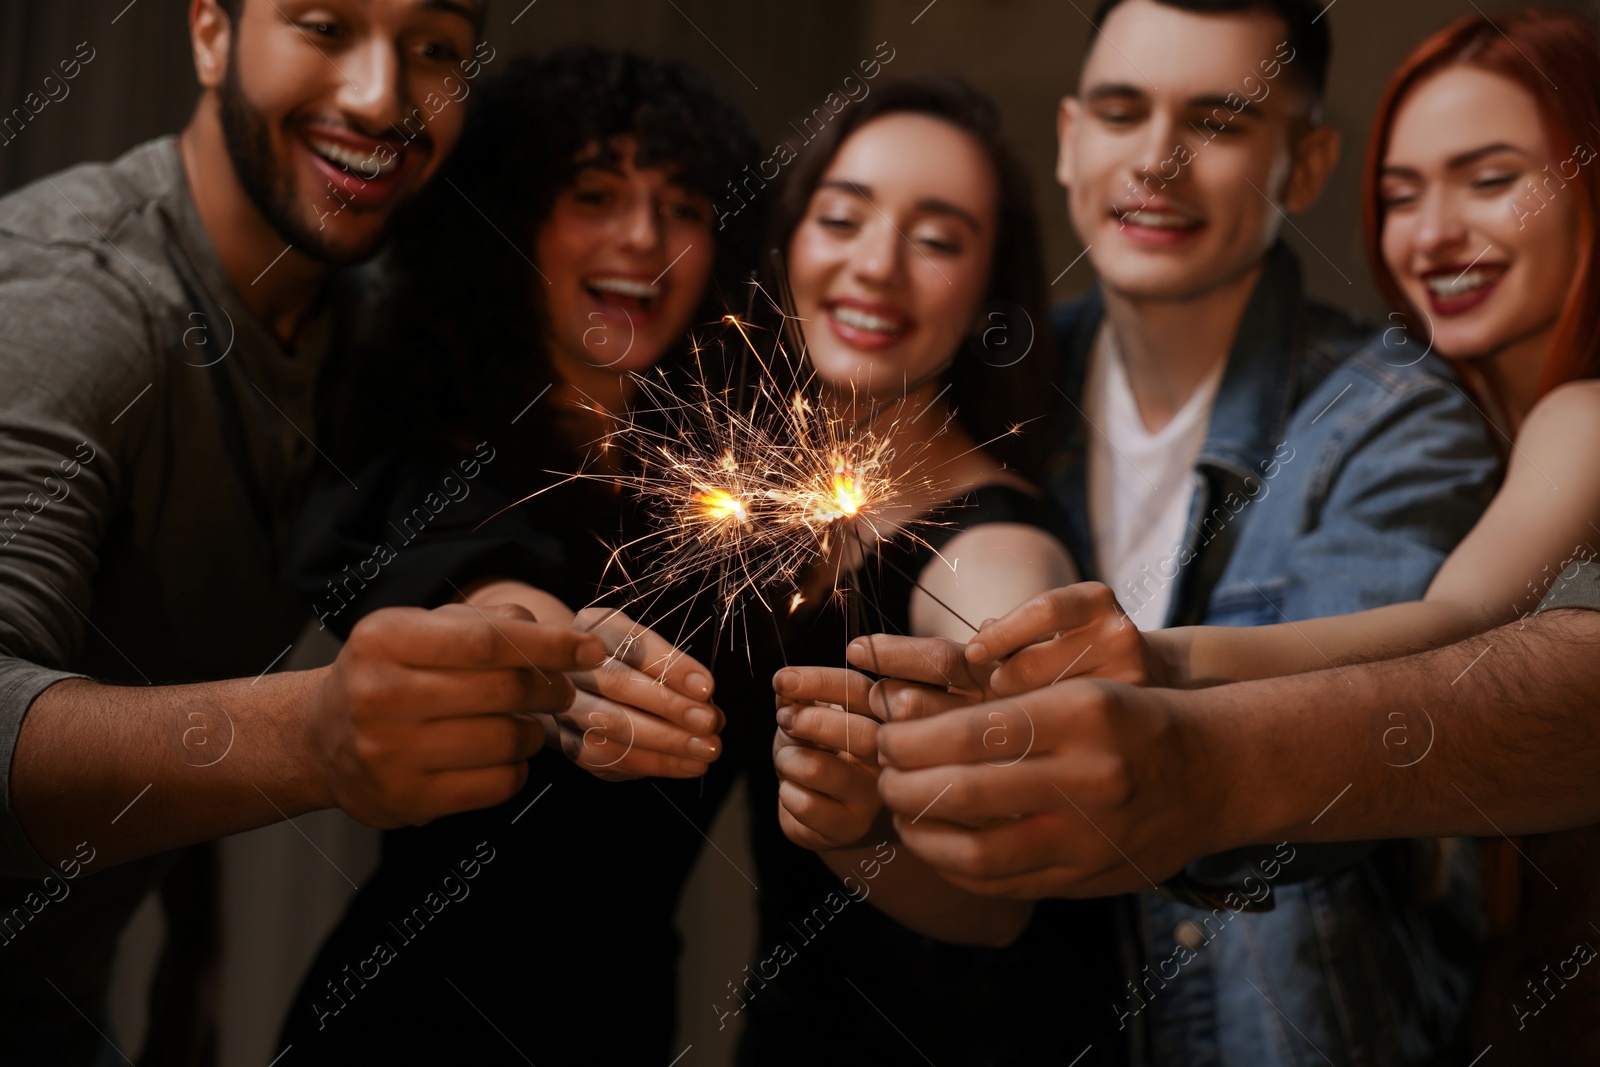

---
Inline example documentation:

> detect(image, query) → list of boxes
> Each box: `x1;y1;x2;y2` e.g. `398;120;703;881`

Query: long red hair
1363;10;1600;400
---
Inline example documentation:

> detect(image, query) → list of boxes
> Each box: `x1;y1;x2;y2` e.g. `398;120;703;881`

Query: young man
0;3;634;1062
836;0;1498;1061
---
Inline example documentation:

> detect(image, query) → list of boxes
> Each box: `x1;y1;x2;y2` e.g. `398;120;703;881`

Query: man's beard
218;50;390;266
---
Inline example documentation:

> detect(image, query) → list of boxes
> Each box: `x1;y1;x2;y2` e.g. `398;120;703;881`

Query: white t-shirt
1084;325;1224;629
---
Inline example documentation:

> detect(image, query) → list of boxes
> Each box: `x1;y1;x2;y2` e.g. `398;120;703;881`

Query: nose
334;38;405;139
1127;109;1183;198
617;194;663;253
1414;186;1469;260
850;217;905;288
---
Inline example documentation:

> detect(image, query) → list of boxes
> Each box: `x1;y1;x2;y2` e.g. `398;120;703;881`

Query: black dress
722;483;1127;1067
277;440;1125;1065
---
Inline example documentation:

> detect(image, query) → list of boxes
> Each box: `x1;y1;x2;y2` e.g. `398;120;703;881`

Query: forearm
821;841;1033;947
1186;609;1600;848
1157;599;1485;688
10;671;332;870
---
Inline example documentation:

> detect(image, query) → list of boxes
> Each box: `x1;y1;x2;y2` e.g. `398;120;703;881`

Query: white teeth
831;306;903;335
1426;270;1499;299
308;137;399;177
1121;209;1197;230
588;277;662;300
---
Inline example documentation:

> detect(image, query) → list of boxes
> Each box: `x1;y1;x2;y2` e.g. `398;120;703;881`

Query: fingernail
774;670;799;695
966;642;989;662
687;671;713;697
689;707;718;734
775;706;795;730
687;737;719;760
847;638;868;655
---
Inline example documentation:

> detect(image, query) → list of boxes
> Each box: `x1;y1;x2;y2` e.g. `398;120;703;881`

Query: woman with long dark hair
723;75;1124;1065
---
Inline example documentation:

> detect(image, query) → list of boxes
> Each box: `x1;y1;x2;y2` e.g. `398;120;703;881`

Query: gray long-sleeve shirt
0;137;333;1062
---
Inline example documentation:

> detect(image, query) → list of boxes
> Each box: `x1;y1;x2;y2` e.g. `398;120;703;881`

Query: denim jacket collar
1196;241;1306;481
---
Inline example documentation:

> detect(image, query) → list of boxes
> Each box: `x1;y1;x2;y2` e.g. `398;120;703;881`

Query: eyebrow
1084;83;1148;105
1381;142;1532;178
1188;94;1265;120
420;0;481;23
1086;83;1265;117
572;159;702;194
817;179;984;232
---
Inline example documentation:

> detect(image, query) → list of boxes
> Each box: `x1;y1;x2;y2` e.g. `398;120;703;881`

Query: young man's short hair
1089;0;1331;108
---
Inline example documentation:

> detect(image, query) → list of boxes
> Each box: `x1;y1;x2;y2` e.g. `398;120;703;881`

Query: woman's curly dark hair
765;74;1056;484
332;48;763;468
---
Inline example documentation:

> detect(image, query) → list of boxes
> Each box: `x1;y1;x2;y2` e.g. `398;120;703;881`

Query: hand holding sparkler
843;634;1003;717
559;607;723;781
770;641;1001;852
464;581;722;782
773;668;1040;947
309;602;605;829
772;666;888;852
964;582;1155;694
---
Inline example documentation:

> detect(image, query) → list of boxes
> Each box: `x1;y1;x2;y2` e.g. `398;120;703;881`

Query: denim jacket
1047;244;1497;1066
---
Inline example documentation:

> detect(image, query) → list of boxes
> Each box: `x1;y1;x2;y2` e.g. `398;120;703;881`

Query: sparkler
586;300;959;645
485;282;1001;656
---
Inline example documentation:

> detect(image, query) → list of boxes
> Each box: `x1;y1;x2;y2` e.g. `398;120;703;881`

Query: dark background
2;0;1594;1063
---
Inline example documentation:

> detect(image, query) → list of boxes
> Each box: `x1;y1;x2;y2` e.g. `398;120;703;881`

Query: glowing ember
832;466;863;516
698;487;749;524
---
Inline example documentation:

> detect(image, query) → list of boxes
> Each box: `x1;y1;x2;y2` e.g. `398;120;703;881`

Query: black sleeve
288;446;566;639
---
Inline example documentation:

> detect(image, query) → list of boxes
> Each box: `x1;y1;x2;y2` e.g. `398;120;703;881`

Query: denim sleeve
1186;358;1498;890
1271;358;1499;625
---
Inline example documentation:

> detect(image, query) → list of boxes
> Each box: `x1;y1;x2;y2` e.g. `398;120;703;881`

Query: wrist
1166;685;1271;857
287;666;339;813
1144;629;1188;688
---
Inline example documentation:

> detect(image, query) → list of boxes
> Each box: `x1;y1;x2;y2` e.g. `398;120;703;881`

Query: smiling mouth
1424;266;1506;300
306;135;402;178
1114;208;1204;232
586;276;662;315
828;305;906;337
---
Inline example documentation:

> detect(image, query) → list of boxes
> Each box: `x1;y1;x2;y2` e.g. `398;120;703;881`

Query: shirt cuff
0;665;87;879
1537;559;1600;614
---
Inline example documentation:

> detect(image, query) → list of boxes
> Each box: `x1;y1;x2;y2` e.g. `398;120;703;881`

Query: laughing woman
278;49;761;1065
731;76;1125;1065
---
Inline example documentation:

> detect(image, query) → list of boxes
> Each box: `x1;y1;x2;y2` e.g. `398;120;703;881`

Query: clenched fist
308;602;605;827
